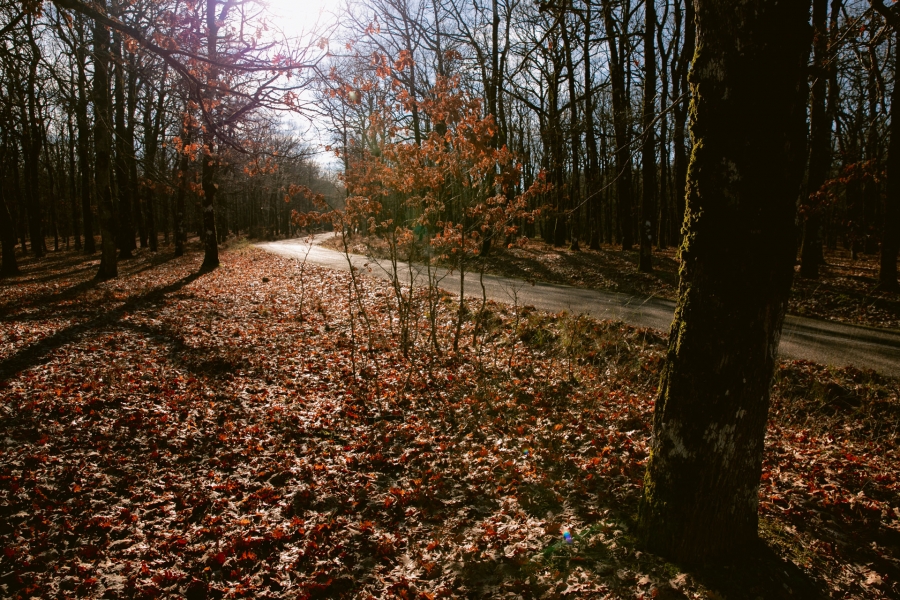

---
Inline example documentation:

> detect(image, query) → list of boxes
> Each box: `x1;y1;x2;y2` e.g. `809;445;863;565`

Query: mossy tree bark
638;0;810;562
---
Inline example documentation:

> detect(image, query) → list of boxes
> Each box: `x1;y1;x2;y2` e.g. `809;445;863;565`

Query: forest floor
0;239;898;599
323;235;900;331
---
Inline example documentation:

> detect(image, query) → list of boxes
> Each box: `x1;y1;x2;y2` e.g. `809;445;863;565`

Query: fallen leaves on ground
0;241;897;599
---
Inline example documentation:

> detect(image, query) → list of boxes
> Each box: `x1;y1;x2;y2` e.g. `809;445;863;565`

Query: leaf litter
0;242;897;599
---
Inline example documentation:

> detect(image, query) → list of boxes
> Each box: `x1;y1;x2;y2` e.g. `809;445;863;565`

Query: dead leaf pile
0;243;897;599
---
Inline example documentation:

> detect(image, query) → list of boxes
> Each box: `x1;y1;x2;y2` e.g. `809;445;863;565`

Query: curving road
257;235;900;376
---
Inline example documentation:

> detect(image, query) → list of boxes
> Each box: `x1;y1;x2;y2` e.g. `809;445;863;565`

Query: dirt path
257;236;900;375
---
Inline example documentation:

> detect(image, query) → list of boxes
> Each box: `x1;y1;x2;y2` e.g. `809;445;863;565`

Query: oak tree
639;0;811;561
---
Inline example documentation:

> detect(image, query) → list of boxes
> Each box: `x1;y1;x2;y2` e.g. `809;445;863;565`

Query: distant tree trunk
560;12;581;251
861;12;882;256
67;113;81;251
602;0;634;250
584;2;601;251
868;2;900;289
0;183;18;276
200;0;221;271
112;31;136;258
174;112;192;258
143;81;165;253
74;19;96;254
547;53;567;248
10;142;27;253
125;48;146;250
657;3;671;251
92;0;118;279
639;0;810;562
639;0;656;272
23;23;45;258
800;0;831;278
878;28;900;290
670;0;694;244
43;132;61;252
657;110;669;250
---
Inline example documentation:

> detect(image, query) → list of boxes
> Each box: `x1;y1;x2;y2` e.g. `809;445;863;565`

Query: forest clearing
1;241;898;598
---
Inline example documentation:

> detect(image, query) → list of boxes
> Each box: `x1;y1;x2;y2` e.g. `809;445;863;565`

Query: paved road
257;236;900;376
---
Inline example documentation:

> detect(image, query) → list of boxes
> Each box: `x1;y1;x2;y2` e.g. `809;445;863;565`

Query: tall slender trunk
657;5;670;251
639;0;657;272
75;20;96;254
602;0;634;250
92;0;118;279
639;0;810;562
800;0;831;278
44;133;60;252
23;24;45;257
0;150;18;274
143;81;165;253
671;0;694;245
200;0;221;270
862;14;881;255
67;113;81;251
878;28;900;290
658;110;669;250
11;142;27;253
560;11;581;251
174;116;192;258
125;48;145;250
112;32;135;258
584;3;601;250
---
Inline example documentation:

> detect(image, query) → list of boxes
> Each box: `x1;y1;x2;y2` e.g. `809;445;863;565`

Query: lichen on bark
637;0;811;563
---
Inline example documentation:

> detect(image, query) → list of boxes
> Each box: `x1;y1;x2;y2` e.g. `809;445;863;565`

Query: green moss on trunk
638;0;811;563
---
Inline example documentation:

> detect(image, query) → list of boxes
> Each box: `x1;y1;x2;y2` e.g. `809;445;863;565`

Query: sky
261;0;345;167
264;0;342;39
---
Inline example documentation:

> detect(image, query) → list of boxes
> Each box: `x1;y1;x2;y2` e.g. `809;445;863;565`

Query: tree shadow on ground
0;247;181;320
689;539;825;600
0;269;206;383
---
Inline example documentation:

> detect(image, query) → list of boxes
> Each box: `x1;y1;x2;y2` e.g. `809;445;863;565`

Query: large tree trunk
639;0;656;272
638;0;810;562
92;0;118;279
